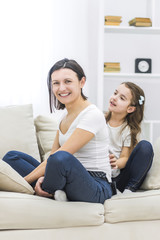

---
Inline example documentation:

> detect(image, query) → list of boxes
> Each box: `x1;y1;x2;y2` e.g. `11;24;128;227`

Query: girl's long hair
105;82;145;148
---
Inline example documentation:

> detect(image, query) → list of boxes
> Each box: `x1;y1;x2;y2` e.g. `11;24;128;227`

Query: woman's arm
25;128;94;184
56;128;94;154
110;146;132;169
24;130;60;184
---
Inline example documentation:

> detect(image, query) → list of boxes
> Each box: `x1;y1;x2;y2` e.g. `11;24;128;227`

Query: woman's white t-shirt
58;104;111;182
107;123;131;178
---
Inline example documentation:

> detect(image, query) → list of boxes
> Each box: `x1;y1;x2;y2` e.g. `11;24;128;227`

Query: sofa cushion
104;190;160;223
0;191;104;230
0;159;34;194
140;137;160;190
34;114;58;161
0;104;40;161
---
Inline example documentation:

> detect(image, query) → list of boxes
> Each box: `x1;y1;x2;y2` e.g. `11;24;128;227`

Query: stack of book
104;62;120;73
104;16;122;26
129;17;152;27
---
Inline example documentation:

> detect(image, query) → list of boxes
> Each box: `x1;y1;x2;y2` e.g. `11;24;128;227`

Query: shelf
104;26;160;34
104;73;160;78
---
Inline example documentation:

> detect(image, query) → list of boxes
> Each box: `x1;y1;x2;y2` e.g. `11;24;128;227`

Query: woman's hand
109;154;118;169
34;176;53;198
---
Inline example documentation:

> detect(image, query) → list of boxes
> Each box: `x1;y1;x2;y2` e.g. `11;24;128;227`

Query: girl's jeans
2;151;112;203
113;140;154;192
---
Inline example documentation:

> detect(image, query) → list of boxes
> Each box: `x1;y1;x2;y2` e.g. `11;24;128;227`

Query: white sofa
0;104;160;240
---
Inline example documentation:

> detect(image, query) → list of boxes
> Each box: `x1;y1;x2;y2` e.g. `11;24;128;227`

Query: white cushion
104;190;160;223
0;191;104;230
0;104;40;161
140;137;160;190
34;114;58;161
0;159;34;194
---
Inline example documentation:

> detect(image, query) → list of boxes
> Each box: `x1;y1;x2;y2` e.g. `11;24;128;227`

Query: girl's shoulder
121;122;131;136
107;121;131;133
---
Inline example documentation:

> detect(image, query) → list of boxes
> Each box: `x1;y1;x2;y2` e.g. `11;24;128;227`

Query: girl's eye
120;96;125;101
114;91;117;95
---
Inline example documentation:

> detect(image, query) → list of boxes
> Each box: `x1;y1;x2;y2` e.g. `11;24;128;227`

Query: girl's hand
34;176;53;198
109;154;118;169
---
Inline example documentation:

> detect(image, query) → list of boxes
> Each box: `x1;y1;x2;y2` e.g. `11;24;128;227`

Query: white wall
0;0;100;116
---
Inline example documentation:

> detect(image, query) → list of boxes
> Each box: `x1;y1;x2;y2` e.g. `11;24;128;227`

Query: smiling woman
2;58;114;204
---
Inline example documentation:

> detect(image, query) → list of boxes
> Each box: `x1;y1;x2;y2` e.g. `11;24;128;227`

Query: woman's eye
52;82;59;85
65;80;71;84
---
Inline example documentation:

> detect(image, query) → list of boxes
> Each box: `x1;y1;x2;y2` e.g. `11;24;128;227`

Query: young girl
2;58;113;203
105;82;153;193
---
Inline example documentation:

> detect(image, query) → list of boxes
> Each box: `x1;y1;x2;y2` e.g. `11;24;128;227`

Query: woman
3;58;113;203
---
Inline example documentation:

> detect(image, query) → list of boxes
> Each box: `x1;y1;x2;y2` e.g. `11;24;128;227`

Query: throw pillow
0;159;34;194
0;104;40;161
140;137;160;190
34;114;58;161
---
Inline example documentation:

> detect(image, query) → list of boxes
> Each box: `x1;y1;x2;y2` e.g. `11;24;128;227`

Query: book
130;22;152;27
104;68;120;73
105;16;122;21
104;63;120;68
104;62;120;72
129;17;152;25
104;22;121;26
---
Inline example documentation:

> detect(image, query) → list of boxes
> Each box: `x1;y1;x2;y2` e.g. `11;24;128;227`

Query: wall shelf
104;26;160;34
104;73;160;78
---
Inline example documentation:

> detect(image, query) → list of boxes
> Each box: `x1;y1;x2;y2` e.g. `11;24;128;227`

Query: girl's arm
25;128;94;184
110;146;132;169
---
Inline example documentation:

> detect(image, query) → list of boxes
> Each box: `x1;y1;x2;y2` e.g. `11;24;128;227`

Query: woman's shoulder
82;104;105;120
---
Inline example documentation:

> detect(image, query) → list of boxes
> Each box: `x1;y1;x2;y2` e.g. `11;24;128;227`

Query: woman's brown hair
105;82;145;148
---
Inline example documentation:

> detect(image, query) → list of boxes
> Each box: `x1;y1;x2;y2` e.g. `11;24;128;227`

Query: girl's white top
107;122;131;178
59;104;111;182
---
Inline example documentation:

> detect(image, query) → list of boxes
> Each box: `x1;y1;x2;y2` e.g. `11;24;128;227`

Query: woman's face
108;84;135;115
51;68;85;106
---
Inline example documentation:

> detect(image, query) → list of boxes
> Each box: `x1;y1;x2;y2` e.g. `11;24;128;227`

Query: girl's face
108;84;135;115
51;68;85;106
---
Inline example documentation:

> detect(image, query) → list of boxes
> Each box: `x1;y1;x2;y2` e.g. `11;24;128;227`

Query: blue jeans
2;150;112;203
113;140;154;192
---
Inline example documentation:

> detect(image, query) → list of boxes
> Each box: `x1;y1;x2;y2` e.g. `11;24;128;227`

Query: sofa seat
0;191;104;230
104;189;160;223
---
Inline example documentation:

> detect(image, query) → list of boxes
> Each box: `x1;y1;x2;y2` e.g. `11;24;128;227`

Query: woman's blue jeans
113;140;154;192
2;151;112;203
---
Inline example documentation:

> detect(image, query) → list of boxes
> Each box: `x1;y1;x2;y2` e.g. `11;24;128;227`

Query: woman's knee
47;151;73;168
3;150;19;161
